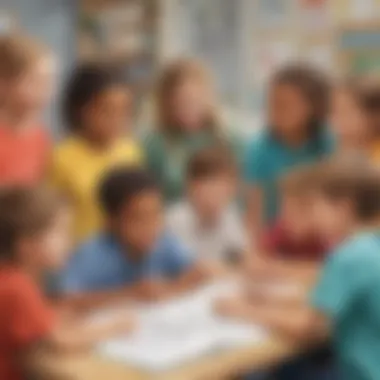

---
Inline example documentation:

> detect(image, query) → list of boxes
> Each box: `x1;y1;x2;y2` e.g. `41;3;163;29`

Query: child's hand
244;283;270;304
214;296;251;320
109;314;137;335
135;280;171;302
198;260;229;279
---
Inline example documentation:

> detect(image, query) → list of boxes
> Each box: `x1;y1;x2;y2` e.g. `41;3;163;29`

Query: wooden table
33;333;301;380
34;272;313;380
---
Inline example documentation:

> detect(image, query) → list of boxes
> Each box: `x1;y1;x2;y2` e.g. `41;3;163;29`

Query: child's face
169;79;210;132
83;85;132;143
188;176;235;219
20;207;72;272
6;56;56;117
268;83;312;136
331;89;369;147
311;193;353;244
280;194;315;239
115;190;164;254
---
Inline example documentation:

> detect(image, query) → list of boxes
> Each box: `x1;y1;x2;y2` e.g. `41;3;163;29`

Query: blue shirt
244;130;333;224
61;232;193;293
311;231;380;380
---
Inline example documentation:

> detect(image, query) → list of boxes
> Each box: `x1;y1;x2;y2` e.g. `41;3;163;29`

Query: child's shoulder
154;230;188;256
115;137;144;163
329;232;380;269
75;233;113;255
246;130;273;154
0;266;39;299
53;136;84;158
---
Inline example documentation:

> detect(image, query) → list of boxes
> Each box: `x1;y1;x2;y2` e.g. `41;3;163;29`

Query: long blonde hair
155;59;223;137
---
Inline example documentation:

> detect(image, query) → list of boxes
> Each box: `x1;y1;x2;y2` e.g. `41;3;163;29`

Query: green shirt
141;129;243;203
311;231;380;380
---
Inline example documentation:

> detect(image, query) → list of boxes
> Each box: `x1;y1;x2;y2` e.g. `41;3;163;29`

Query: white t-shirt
167;202;247;262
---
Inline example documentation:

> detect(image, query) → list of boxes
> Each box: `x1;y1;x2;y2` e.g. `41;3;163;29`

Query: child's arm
245;186;264;250
247;256;321;285
215;297;329;344
44;313;135;352
159;259;230;297
58;279;172;312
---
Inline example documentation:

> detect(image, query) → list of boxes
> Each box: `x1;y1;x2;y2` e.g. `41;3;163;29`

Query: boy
167;147;247;264
0;187;135;380
250;165;329;287
60;167;207;309
217;157;380;380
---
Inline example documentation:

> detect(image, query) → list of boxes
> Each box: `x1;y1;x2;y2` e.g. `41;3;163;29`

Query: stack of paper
96;281;267;371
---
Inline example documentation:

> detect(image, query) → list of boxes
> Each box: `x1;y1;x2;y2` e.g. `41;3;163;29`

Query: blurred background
2;0;380;136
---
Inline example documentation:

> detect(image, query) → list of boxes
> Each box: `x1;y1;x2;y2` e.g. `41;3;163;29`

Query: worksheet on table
96;281;268;372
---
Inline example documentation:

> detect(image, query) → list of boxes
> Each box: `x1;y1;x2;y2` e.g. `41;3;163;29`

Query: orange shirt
0;266;55;380
0;125;50;185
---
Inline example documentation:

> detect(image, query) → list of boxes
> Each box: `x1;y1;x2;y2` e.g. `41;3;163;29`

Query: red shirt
0;125;51;185
0;266;55;380
262;221;328;261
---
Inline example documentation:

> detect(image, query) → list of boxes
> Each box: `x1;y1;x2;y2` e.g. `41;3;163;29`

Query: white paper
96;281;267;372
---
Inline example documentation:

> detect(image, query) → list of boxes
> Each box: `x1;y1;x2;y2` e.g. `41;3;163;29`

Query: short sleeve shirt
0;125;50;186
0;266;55;380
167;201;247;262
60;232;194;293
311;232;380;380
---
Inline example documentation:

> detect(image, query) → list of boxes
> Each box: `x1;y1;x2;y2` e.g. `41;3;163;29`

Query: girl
142;59;243;203
0;33;55;185
245;63;334;244
50;63;143;242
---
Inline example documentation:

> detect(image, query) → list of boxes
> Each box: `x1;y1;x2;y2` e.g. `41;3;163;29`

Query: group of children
2;32;380;380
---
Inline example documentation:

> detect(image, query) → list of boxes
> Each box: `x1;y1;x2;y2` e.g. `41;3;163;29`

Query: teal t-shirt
142;129;244;203
311;231;380;380
244;129;333;224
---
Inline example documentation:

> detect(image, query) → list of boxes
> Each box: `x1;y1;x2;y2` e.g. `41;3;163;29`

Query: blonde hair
155;59;223;137
0;33;51;79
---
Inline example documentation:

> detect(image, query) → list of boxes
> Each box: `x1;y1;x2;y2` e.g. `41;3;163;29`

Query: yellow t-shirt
50;137;143;241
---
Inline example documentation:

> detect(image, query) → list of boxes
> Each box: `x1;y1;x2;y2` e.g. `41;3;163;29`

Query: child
0;34;54;185
60;167;208;310
245;63;333;244
50;63;143;242
219;157;380;380
142;59;242;203
167;146;247;264
0;187;134;380
331;77;376;156
254;165;329;285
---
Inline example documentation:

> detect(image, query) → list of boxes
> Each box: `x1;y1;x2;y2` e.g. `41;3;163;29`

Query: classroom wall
3;0;77;136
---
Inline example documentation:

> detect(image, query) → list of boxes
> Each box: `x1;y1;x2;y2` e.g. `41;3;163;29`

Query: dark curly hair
98;167;159;217
62;63;125;132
